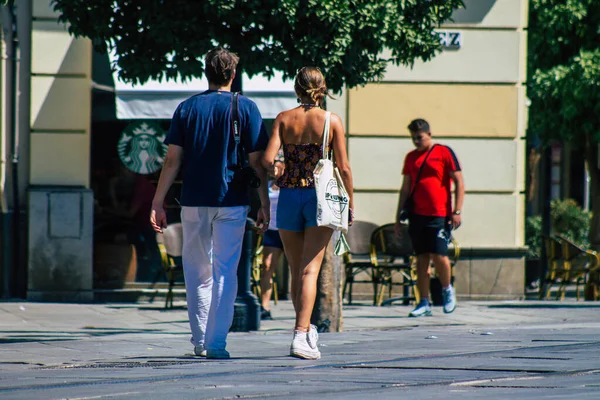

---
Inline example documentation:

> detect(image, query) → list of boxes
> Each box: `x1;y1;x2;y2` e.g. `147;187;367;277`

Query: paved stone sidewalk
0;300;599;399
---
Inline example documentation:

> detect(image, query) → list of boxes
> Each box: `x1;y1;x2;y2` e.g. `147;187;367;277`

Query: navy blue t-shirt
165;90;268;207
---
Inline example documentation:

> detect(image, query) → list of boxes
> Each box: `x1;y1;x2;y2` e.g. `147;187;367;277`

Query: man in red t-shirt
395;119;465;317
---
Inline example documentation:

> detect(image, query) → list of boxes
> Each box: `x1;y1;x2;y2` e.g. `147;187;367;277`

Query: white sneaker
290;330;321;360
194;346;206;357
409;300;432;317
309;324;319;346
443;286;457;314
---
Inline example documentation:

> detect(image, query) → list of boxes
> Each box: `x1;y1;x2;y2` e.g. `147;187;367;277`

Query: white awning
113;70;297;120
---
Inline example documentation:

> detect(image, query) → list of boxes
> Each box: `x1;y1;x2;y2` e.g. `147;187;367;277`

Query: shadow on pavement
0;327;177;344
488;303;600;309
0;337;75;344
106;305;188;311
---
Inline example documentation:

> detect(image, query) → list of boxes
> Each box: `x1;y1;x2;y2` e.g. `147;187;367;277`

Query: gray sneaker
194;346;206;357
443;286;457;314
206;349;230;359
409;300;432;317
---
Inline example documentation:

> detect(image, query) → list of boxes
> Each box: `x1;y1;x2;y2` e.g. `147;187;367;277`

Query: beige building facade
329;0;529;299
1;0;93;300
0;0;529;301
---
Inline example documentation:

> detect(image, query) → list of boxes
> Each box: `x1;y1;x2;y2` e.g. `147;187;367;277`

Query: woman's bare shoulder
275;108;299;125
329;112;344;131
278;107;301;117
329;112;342;123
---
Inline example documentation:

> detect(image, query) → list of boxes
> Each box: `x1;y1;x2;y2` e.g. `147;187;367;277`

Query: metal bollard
231;218;261;332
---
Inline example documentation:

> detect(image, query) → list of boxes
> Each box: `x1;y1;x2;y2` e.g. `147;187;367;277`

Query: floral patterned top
276;143;329;188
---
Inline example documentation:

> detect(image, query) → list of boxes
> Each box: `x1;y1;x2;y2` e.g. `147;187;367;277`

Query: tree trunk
584;136;600;252
586;172;600;300
589;182;600;253
583;138;600;301
311;233;344;332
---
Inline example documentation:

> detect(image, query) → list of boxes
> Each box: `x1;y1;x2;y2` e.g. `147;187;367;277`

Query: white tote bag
314;112;350;235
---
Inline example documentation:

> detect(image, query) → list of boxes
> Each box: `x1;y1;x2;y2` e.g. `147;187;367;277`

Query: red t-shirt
402;144;461;217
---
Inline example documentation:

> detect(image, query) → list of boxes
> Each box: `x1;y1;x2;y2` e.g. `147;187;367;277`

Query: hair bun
294;67;332;106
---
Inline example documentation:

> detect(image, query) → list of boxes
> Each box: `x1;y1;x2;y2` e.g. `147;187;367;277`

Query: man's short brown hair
408;118;430;134
205;47;239;86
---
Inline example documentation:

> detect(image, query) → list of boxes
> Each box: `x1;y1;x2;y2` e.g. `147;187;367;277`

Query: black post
231;219;260;332
540;144;553;288
1;212;12;298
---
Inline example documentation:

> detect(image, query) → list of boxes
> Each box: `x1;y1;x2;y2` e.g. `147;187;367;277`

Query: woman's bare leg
260;246;283;310
294;226;333;331
279;229;305;313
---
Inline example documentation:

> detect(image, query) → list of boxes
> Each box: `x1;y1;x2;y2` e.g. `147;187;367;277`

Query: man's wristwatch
453;210;461;215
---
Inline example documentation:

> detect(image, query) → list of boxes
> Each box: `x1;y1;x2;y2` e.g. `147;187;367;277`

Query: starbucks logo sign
118;121;167;175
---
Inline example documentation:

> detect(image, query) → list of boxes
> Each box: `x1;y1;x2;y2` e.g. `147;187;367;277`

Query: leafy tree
52;0;463;92
527;1;600;249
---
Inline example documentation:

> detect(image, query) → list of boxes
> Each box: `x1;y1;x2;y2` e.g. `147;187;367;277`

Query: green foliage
551;198;592;248
527;1;600;143
51;0;463;92
526;199;592;259
528;0;599;72
529;49;600;143
526;215;543;259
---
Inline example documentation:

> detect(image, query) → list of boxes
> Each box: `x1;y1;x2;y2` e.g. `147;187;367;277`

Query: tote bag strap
322;111;332;160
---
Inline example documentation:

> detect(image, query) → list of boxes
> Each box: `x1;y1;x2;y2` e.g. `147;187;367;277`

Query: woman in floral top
263;67;354;360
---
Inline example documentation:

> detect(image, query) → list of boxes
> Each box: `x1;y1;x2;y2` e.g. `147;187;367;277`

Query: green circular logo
117;121;168;175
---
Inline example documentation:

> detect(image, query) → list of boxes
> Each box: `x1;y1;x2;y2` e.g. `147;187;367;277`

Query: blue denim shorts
262;229;283;249
276;188;318;232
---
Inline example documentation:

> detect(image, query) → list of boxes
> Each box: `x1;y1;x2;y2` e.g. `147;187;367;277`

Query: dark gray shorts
408;214;452;256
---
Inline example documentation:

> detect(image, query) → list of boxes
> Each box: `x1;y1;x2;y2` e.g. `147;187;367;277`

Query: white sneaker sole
290;347;321;360
443;305;456;314
409;309;433;317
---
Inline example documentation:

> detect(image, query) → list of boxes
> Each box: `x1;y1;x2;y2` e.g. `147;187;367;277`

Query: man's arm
394;174;412;237
248;151;270;231
449;170;465;229
150;144;183;233
262;114;283;174
395;174;412;222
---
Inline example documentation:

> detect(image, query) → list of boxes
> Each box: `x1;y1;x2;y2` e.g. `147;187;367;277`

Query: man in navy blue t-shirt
150;48;270;359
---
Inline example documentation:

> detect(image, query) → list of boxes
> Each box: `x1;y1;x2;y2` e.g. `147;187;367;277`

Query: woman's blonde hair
294;67;333;106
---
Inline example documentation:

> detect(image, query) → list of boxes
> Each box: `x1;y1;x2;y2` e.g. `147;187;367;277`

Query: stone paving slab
1;300;600;399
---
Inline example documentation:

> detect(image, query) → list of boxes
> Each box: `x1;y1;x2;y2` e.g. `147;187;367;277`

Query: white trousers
180;206;248;351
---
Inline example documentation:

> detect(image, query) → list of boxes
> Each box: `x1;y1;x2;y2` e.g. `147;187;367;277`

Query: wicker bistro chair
251;231;264;299
539;235;600;300
250;229;278;305
342;221;379;304
557;235;599;301
369;223;418;306
156;223;185;309
539;235;563;300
